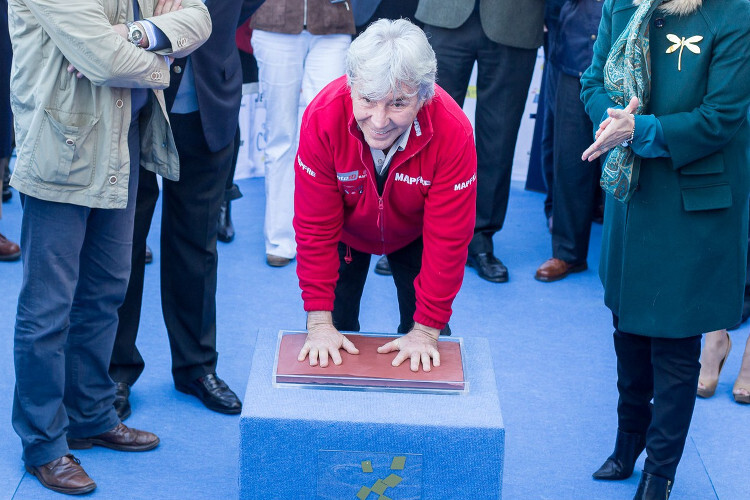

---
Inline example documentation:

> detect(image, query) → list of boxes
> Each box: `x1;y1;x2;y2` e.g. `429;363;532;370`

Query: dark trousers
332;238;449;335
424;11;536;255
110;111;234;386
540;61;559;221
612;317;701;480
551;73;601;264
13;121;140;466
355;0;422;36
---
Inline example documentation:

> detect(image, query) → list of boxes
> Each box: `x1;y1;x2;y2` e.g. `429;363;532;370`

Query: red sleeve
414;130;477;329
293;108;345;313
235;19;252;54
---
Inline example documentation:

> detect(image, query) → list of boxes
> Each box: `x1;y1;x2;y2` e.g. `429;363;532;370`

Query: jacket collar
633;0;702;16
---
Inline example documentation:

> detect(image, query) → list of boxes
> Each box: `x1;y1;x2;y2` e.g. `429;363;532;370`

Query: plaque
273;331;467;393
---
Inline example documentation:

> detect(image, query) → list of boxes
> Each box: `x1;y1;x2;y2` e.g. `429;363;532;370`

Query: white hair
346;18;436;102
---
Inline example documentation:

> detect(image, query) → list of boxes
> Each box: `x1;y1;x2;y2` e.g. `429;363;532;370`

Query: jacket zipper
373;151;418;255
377;197;385;254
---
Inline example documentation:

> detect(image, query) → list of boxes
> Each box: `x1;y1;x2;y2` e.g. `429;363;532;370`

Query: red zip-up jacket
294;76;477;330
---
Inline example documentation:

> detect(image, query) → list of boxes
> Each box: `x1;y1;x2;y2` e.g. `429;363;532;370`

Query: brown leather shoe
67;422;159;452
266;253;291;267
25;454;96;495
534;257;587;282
0;232;20;261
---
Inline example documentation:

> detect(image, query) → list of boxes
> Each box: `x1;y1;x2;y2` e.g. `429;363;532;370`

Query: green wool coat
581;0;750;337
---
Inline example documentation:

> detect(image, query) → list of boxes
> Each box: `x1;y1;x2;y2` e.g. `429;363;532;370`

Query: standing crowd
0;1;748;499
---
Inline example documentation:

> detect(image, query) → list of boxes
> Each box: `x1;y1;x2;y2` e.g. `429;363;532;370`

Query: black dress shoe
374;255;391;276
466;252;508;283
113;382;131;421
633;471;673;500
175;373;242;414
144;245;153;265
593;429;646;480
217;200;235;243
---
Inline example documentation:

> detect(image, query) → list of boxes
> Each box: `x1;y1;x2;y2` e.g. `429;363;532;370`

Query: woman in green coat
580;0;750;498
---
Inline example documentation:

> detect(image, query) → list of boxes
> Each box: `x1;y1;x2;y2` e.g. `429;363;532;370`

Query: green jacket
581;0;750;337
9;0;212;209
415;0;545;50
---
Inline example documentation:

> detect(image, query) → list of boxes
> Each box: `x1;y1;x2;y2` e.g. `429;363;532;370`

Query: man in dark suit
416;0;544;283
110;0;265;418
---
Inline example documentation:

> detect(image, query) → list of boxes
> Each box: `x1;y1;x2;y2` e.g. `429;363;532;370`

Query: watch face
129;24;143;45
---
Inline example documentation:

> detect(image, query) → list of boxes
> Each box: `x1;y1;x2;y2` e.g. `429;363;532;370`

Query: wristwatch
127;22;144;47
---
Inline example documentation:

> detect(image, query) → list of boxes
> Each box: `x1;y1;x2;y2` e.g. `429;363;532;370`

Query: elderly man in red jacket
293;19;477;373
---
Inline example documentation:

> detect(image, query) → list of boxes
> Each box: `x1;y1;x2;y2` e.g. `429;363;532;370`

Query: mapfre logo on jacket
297;155;316;177
454;173;476;191
393;172;431;186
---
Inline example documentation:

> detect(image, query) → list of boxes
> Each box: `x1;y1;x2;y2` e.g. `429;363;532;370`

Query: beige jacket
8;0;211;208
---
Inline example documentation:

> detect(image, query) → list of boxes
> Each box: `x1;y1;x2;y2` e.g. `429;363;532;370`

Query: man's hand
377;322;440;372
154;0;183;16
582;96;639;162
298;311;359;367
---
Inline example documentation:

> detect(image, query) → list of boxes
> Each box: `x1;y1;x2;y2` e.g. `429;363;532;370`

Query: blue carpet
1;178;749;499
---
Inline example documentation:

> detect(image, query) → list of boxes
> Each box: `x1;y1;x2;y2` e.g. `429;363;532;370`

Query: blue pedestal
239;330;505;499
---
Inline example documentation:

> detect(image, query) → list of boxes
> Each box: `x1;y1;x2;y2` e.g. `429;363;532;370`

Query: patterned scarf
601;0;664;202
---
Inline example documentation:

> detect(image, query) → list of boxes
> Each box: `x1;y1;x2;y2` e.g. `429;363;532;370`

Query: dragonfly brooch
666;34;703;71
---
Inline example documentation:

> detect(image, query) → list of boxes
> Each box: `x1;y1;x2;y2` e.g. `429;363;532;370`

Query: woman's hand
298;311;359;367
582;96;639;162
377;322;440;372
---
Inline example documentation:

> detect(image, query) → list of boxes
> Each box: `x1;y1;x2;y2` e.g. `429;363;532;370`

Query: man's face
351;86;423;151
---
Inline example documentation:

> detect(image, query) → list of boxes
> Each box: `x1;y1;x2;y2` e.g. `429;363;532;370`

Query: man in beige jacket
8;0;211;494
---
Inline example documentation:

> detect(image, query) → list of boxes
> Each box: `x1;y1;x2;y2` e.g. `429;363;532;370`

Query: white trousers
252;29;351;259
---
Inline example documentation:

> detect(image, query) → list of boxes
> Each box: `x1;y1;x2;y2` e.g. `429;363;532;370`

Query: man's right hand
298;311;359;367
154;0;183;16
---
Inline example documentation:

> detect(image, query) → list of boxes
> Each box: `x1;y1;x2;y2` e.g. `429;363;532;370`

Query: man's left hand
377;323;441;372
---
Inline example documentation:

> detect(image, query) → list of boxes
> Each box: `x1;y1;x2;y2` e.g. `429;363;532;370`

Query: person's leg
387;238;423;334
218;126;242;243
109;166;159;387
387;237;451;336
65;122;141;439
540;62;558;225
734;334;750;403
644;335;701;481
470;36;536;255
550;73;598;265
12;196;89;466
697;329;731;398
613;329;654;435
422;21;477;108
252;30;306;261
332;243;371;332
300;33;350;107
161;111;233;385
593;324;652;481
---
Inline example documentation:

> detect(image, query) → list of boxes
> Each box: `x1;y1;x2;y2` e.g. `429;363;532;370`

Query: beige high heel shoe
733;379;750;404
733;345;750;404
697;331;732;398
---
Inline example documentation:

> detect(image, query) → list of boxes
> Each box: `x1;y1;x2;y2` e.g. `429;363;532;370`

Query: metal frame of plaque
272;330;468;394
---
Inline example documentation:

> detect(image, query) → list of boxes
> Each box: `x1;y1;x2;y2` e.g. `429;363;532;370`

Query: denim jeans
12;121;140;466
